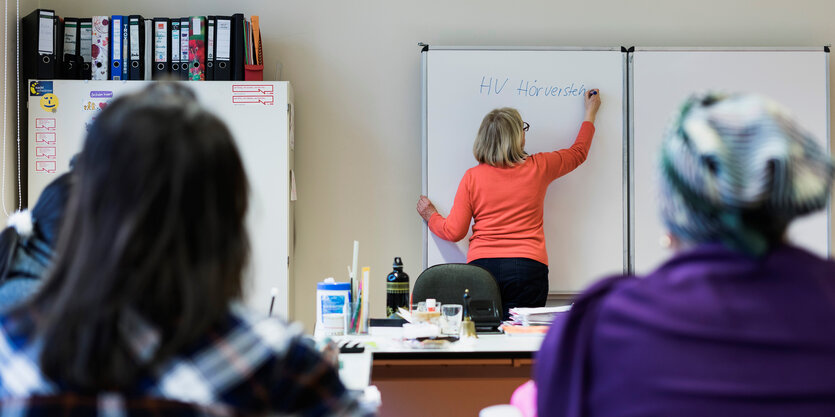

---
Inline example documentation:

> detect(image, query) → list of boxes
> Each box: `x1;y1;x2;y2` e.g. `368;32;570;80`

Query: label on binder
171;24;180;62
216;19;231;60
130;20;140;60
111;17;121;63
80;21;92;60
180;21;189;62
64;20;78;54
207;23;214;60
38;11;54;53
154;21;167;62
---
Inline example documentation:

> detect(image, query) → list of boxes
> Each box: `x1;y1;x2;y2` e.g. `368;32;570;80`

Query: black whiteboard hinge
825;45;830;53
621;46;635;53
418;42;429;52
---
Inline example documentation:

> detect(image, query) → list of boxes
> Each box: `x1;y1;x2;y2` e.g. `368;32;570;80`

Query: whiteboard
632;49;830;274
27;81;294;318
423;48;626;293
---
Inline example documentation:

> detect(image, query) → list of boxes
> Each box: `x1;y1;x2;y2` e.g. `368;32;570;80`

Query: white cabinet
27;80;294;318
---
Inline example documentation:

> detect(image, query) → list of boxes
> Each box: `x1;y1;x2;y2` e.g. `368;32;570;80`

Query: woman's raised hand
584;89;601;123
417;195;438;222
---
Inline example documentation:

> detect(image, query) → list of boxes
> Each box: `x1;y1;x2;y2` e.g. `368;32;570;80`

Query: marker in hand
585;89;601;123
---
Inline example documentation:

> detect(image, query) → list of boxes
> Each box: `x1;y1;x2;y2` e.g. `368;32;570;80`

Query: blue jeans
469;257;548;320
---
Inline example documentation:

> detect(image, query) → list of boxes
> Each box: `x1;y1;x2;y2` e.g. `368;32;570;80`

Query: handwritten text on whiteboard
480;76;587;98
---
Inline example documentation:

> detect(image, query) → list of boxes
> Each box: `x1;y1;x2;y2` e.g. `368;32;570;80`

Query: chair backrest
412;263;502;329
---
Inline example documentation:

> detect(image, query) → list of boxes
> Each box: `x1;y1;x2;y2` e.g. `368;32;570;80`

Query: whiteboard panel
425;49;625;293
632;50;829;274
28;81;292;318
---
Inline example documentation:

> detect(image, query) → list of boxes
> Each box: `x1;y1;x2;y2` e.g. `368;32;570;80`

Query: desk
337;329;544;417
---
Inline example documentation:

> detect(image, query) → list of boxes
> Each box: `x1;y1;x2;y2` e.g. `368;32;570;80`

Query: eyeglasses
523;122;530;132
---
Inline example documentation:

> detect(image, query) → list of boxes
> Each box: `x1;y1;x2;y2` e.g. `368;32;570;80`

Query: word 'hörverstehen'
479;76;587;98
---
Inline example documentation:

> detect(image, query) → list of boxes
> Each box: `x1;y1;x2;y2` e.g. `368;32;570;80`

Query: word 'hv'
479;76;587;98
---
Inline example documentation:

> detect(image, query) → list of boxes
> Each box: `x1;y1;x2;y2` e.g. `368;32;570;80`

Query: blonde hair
473;107;527;167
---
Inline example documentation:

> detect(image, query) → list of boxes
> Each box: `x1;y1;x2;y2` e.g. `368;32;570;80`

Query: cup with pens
347;265;370;335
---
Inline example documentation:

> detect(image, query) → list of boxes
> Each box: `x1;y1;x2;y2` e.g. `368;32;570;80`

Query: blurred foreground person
0;172;71;307
537;93;835;417
0;84;371;416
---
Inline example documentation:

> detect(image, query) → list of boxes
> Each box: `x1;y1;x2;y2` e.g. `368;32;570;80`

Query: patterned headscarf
659;92;834;256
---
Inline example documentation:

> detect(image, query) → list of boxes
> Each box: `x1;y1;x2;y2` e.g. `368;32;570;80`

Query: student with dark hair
0;172;72;307
0;83;370;416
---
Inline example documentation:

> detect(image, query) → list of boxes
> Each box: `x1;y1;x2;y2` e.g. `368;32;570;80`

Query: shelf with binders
19;8;270;207
21;9;267;83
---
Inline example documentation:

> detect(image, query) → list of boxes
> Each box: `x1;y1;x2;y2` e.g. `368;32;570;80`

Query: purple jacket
536;244;835;417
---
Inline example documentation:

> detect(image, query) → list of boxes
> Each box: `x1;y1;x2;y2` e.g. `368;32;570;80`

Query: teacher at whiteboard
417;89;601;317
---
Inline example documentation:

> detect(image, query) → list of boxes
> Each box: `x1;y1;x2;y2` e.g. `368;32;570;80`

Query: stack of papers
508;305;571;326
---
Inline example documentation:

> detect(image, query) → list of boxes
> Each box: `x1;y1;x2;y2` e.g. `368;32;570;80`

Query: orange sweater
428;122;595;265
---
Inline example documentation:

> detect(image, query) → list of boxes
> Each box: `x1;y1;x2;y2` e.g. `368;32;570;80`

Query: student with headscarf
536;93;835;417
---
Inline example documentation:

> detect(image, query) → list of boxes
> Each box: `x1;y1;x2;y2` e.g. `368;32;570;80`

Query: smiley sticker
40;94;59;112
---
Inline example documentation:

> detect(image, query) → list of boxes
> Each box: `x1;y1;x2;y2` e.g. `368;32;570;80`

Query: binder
62;17;82;79
128;15;145;80
169;19;181;76
152;18;170;78
91;16;109;80
121;17;129;79
230;13;245;81
63;55;84;80
179;18;190;80
79;18;92;79
188;16;206;81
21;9;57;80
213;16;232;80
109;15;124;80
143;19;153;80
53;16;64;78
205;16;215;80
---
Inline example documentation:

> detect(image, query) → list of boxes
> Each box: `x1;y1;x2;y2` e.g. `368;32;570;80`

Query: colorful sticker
39;94;59;112
29;81;53;96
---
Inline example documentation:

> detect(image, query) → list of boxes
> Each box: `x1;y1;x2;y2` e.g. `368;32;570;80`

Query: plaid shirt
0;304;373;416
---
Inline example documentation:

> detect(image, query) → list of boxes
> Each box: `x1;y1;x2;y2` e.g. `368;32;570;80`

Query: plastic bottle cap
317;279;350;291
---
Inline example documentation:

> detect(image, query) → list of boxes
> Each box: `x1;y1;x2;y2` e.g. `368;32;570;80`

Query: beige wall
7;0;835;330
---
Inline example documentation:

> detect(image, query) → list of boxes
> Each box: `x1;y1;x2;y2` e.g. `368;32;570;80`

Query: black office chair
412;263;502;331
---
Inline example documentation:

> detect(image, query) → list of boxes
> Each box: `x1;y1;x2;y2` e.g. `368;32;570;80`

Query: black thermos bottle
386;257;410;318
